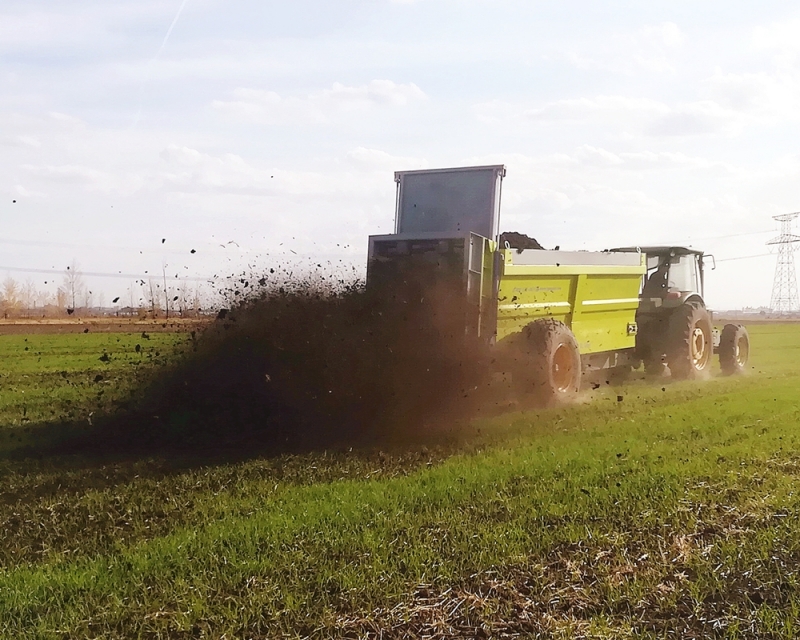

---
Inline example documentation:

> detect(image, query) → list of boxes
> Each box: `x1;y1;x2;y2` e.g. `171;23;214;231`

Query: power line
0;236;228;257
689;229;774;242
657;229;774;249
716;252;774;262
0;265;215;282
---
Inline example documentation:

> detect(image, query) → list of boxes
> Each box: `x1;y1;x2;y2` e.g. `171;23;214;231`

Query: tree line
1;262;209;319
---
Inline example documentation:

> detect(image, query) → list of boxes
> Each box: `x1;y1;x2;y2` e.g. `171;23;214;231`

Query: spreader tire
666;302;713;380
719;323;749;376
513;318;581;404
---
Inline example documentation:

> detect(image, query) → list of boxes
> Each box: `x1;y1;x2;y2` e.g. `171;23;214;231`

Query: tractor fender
656;292;705;312
680;293;705;308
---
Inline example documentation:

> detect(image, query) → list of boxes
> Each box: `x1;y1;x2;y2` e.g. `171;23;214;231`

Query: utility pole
162;264;169;319
767;212;800;313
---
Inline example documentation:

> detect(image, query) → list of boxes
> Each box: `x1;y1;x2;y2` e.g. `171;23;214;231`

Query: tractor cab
610;246;708;312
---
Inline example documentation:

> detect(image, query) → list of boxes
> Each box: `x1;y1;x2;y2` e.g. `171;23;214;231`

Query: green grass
0;325;799;638
0;332;188;449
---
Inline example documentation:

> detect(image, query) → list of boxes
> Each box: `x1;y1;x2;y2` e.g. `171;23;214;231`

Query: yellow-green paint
496;250;646;355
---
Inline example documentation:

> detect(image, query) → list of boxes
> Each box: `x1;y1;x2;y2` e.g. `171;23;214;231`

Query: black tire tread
719;323;749;376
513;318;581;404
666;301;713;380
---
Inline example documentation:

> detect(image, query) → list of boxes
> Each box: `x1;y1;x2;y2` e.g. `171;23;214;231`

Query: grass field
0;324;799;638
0;332;189;451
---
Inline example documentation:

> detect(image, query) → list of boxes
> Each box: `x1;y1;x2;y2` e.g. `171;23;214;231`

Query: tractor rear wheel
512;318;581;404
666;302;713;380
719;323;749;375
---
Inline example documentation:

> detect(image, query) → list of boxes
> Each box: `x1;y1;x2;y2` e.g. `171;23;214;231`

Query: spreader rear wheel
719;323;750;375
512;318;581;404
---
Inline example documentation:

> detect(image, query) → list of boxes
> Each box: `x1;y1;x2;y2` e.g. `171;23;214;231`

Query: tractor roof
609;246;704;257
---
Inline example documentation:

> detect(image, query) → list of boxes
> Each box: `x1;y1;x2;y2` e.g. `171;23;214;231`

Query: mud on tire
510;318;581;405
719;323;750;376
666;301;713;380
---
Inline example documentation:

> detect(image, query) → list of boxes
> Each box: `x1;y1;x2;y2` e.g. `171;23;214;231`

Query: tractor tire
512;318;581;405
666;301;713;380
719;323;750;375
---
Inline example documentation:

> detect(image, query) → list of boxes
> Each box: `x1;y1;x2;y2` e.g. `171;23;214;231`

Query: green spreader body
367;165;646;364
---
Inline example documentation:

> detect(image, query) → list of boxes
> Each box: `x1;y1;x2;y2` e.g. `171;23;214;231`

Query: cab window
667;254;699;292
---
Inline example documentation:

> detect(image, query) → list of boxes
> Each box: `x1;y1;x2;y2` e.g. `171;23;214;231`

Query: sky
2;0;800;309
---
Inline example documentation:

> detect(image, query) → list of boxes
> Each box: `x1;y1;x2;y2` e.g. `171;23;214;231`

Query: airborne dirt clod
66;276;493;457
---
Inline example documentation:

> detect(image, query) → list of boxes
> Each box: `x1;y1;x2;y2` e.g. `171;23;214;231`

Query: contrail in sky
155;0;191;60
132;0;191;128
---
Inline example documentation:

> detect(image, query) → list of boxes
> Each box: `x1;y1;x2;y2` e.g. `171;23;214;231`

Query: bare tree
56;287;68;311
81;288;93;311
127;282;136;316
191;285;205;316
36;288;53;309
3;277;19;305
62;260;85;312
20;279;37;314
176;280;189;317
2;277;19;318
147;279;162;316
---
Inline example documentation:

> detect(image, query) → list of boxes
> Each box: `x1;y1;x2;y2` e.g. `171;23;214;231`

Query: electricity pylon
767;212;800;313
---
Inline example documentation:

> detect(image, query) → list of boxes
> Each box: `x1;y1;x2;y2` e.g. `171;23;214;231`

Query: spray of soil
67;273;493;456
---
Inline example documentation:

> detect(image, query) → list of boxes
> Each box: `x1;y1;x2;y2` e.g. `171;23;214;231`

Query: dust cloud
73;270;494;456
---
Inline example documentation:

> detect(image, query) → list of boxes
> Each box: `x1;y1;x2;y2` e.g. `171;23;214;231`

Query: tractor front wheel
666;302;713;380
719;323;750;375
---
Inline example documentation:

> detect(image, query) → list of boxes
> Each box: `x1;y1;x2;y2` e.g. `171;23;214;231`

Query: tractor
611;246;751;380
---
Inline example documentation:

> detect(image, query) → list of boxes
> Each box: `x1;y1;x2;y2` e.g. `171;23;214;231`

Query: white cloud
752;19;800;54
0;111;86;142
574;145;623;166
13;184;42;198
0;3;176;53
212;80;427;125
345;147;427;171
570;146;732;172
48;111;86;127
708;71;779;112
706;68;800;125
525;95;669;122
155;144;403;204
646;100;742;136
615;150;731;172
475;94;749;138
0;134;40;148
22;163;112;187
562;21;684;76
643;22;684;49
157;145;270;193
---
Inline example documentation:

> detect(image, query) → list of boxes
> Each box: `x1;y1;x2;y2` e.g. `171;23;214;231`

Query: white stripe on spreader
498;301;572;311
498;298;638;312
582;298;640;306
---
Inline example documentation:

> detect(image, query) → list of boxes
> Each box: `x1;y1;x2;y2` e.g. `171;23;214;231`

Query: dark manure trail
55;277;491;458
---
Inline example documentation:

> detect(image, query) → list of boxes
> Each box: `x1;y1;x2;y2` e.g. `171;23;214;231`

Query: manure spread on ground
58;272;493;457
